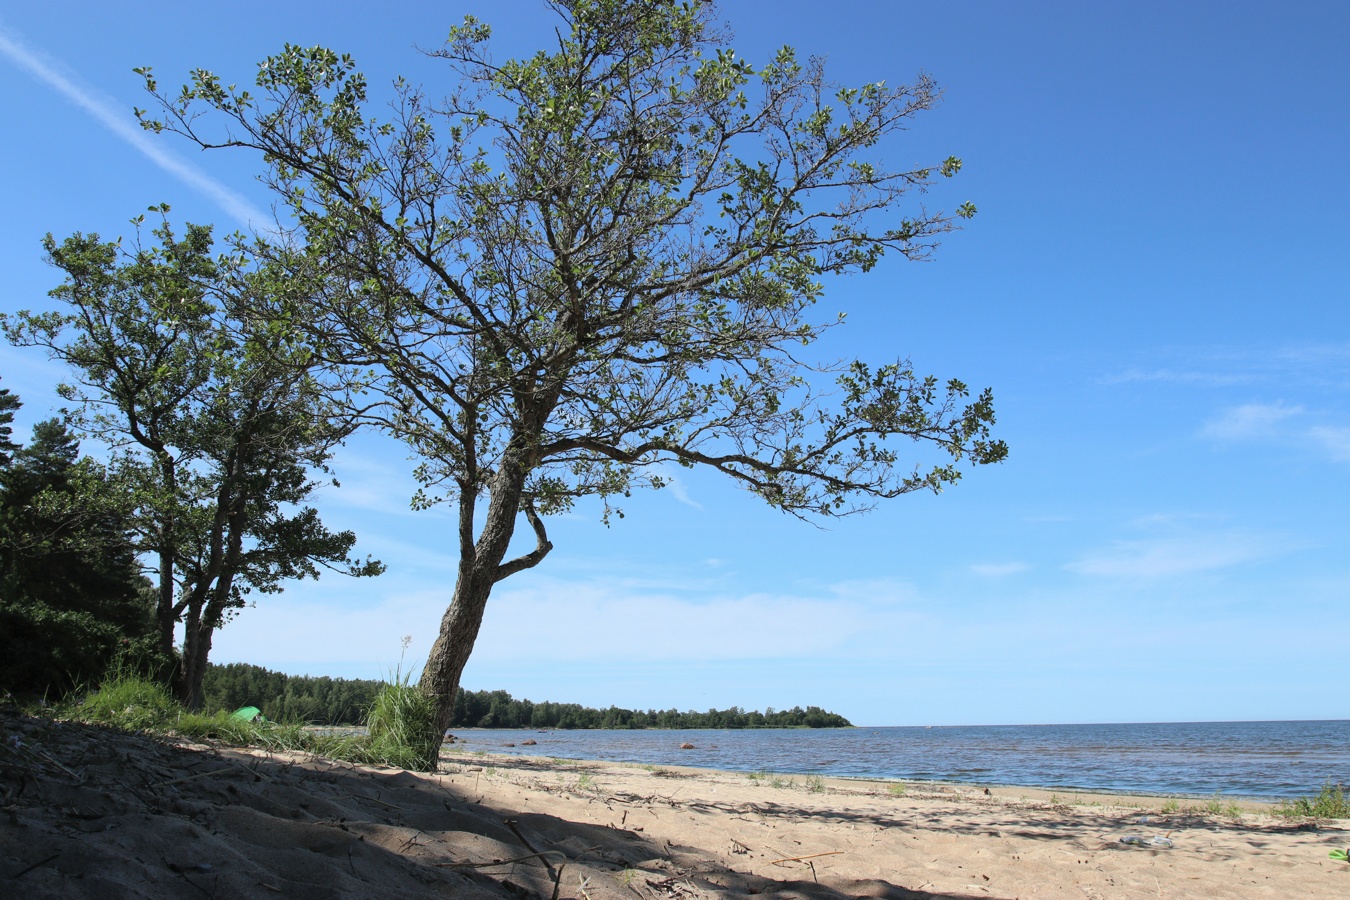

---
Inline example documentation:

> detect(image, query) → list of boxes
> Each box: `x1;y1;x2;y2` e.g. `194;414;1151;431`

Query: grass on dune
1274;781;1349;820
60;671;441;772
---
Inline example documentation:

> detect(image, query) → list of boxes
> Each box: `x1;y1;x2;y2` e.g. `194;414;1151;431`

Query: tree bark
182;623;213;711
155;452;179;670
420;467;525;735
178;601;206;709
156;545;175;658
418;445;559;746
421;566;496;734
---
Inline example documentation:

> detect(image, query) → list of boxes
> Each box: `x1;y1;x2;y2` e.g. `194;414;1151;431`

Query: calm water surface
450;720;1349;800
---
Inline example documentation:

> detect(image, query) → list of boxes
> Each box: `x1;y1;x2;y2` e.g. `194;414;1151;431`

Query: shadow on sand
1;709;995;899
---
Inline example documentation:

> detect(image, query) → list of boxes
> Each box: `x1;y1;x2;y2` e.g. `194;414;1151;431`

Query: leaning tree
137;0;1007;739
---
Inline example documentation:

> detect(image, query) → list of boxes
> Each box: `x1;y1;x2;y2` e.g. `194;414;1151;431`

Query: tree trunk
420;458;529;741
185;625;212;711
154;451;179;665
421;568;495;734
178;601;211;710
156;546;175;658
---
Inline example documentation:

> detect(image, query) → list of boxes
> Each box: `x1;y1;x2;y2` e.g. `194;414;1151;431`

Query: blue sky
1;1;1346;726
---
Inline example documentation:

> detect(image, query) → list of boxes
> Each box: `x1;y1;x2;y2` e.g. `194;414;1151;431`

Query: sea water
449;720;1350;800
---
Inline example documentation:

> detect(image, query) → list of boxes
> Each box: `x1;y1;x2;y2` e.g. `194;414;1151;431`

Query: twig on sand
351;793;401;810
436;850;566;870
10;853;60;880
18;744;83;782
156;767;234;787
210;754;273;783
438;850;568;900
767;850;844;866
505;820;543;856
244;759;275;783
505;816;567;897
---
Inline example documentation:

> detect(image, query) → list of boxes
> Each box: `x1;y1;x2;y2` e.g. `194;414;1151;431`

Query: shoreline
4;711;1344;898
446;732;1311;805
325;724;1295;804
457;750;1283;813
470;749;1290;808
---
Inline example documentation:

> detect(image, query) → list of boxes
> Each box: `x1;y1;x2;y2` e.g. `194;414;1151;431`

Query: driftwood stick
156;767;234;787
435;850;566;870
11;853;60;880
351;794;401;810
550;859;568;900
767;850;844;865
25;745;82;781
242;759;275;783
439;843;570;899
505;817;563;888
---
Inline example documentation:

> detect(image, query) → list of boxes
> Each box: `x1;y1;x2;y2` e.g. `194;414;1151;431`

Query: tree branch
493;497;553;582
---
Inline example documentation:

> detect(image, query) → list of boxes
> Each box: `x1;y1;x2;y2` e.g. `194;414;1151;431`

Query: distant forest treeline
202;663;852;729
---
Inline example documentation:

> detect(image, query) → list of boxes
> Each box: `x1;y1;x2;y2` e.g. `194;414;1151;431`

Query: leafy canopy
135;0;1005;527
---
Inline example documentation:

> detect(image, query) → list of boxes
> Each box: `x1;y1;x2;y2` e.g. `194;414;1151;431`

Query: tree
3;215;383;708
0;415;151;695
0;379;21;469
137;0;1006;738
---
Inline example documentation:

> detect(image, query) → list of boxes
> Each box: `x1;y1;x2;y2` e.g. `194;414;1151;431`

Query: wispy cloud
0;23;270;229
1271;343;1350;369
970;562;1030;577
210;570;938;672
655;463;703;510
1103;368;1255;387
1104;344;1350;392
1309;426;1350;462
1200;403;1350;463
664;477;703;510
1065;533;1282;579
1201;402;1303;441
1128;512;1201;528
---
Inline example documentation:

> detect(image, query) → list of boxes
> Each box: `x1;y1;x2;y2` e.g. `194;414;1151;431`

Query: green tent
230;706;265;722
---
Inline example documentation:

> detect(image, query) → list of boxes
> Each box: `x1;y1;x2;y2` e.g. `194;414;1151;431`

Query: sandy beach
2;712;1346;899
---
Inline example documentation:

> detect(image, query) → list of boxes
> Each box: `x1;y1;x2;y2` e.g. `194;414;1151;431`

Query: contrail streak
0;22;271;229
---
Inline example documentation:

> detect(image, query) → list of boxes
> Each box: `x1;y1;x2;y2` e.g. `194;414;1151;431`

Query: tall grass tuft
74;670;177;731
365;675;440;772
1275;781;1349;819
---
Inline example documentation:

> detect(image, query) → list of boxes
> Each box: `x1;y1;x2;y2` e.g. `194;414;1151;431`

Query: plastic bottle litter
1119;835;1173;848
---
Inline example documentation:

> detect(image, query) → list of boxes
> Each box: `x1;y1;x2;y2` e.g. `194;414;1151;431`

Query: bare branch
494;497;553;582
